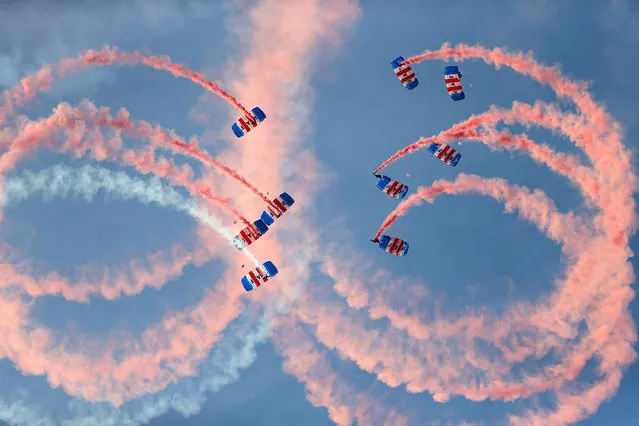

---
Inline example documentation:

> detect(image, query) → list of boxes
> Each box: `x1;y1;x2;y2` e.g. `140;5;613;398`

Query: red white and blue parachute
391;56;418;90
374;174;409;199
241;261;278;292
231;107;267;138
444;66;465;101
371;235;409;256
260;192;295;226
233;219;269;250
427;142;462;167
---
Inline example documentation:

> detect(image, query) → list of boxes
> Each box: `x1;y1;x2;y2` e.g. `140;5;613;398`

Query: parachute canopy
444;66;465;101
260;192;295;226
232;106;267;138
374;174;409;199
371;235;409;256
241;261;279;292
428;142;462;167
391;56;418;90
233;219;269;250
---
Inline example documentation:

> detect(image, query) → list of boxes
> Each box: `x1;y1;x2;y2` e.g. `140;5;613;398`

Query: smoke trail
0;303;273;426
0;166;264;404
0;101;251;226
373;174;588;244
0;163;260;298
0;46;251;126
72;103;275;211
273;314;409;426
0;1;363;424
324;43;636;426
170;140;276;209
0;46;271;223
1;164;231;246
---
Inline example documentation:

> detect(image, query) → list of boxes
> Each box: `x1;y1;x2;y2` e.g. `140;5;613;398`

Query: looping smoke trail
357;44;636;425
169;140;278;210
0;0;368;423
0;64;270;407
3;5;632;424
273;314;409;426
0;101;252;226
0;164;259;300
0;45;251;125
0;166;272;426
0;161;262;405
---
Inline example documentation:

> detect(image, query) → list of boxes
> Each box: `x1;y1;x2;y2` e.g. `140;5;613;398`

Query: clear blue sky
0;0;637;425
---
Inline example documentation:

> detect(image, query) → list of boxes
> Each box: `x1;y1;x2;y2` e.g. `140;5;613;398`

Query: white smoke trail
0;164;260;266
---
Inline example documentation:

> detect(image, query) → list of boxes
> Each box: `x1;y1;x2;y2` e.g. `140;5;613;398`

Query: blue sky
0;0;637;425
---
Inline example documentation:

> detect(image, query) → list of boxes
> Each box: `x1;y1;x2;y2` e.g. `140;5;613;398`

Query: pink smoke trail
336;43;637;426
0;46;251;125
273;314;409;426
0;0;368;414
0;104;255;303
0;104;258;404
0;102;250;226
169;139;277;209
80;103;274;209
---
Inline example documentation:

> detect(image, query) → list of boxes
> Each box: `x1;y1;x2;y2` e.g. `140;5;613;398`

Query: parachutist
444;65;465;101
427;142;462;167
375;175;409;199
259;192;294;226
232;107;266;138
391;55;419;90
232;219;268;250
241;261;279;292
373;235;409;256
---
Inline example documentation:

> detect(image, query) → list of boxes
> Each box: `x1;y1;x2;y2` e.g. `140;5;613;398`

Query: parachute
444;65;465;101
241;261;279;291
232;219;269;250
260;192;295;226
374;174;409;199
427;142;462;167
391;56;418;90
370;235;409;256
231;106;267;138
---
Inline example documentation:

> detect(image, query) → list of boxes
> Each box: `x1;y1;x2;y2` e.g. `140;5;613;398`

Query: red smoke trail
273;314;409;426
0;48;272;221
0;108;256;403
0;46;251;125
77;101;274;217
1;14;633;425
0;50;269;220
0;103;258;403
336;43;636;425
0;105;251;300
0;39;281;408
169;140;277;209
0;102;250;226
0;244;197;302
85;104;277;210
